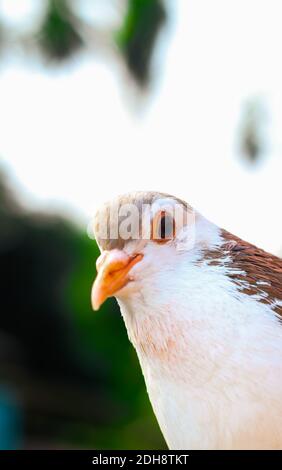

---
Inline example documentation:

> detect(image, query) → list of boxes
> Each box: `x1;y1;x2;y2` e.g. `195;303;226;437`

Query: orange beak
91;249;143;310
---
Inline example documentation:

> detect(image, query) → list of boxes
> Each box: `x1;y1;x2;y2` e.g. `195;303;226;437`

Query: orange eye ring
151;210;176;244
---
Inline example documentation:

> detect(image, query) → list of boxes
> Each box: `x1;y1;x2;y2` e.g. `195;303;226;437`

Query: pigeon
91;191;282;450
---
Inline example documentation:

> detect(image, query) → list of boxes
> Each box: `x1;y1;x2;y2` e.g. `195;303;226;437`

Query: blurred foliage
116;0;166;85
239;99;268;163
38;0;84;61
0;171;165;449
0;0;168;449
0;0;167;87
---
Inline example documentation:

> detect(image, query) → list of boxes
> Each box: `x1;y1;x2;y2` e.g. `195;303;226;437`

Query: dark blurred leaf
116;0;166;86
239;99;268;163
38;0;83;61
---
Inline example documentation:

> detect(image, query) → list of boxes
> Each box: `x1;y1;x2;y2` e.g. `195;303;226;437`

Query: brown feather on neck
205;229;282;317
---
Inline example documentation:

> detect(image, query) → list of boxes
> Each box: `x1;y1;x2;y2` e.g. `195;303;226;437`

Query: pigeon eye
152;211;175;243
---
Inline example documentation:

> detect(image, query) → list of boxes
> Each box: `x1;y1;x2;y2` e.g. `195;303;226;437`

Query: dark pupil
159;214;173;239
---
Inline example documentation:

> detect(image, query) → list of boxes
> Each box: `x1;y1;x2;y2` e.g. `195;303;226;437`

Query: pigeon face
91;191;216;310
91;191;282;450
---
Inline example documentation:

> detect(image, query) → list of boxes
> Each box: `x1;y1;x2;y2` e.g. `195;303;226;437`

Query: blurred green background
0;0;166;450
0;169;165;449
0;0;281;450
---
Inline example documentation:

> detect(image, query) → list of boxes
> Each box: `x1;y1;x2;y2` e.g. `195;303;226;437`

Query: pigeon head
91;191;220;310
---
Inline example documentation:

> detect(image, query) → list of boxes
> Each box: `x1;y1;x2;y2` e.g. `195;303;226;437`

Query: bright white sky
0;0;281;254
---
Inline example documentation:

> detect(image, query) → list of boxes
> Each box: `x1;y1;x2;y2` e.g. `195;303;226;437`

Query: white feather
117;214;282;449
